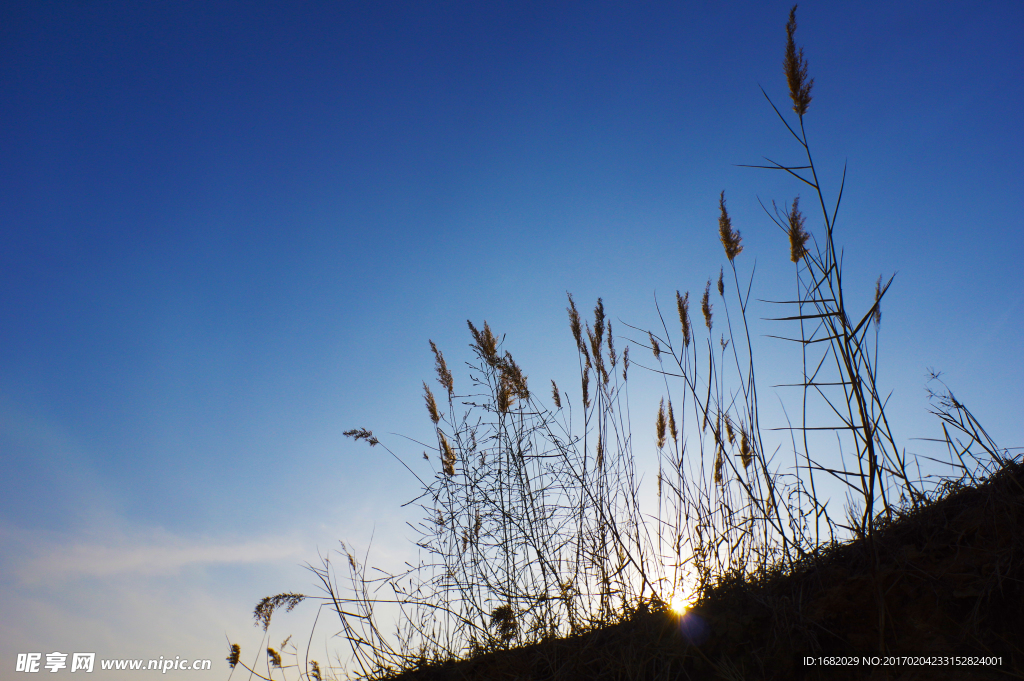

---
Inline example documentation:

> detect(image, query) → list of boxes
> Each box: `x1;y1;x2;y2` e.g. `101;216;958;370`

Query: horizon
2;1;1022;678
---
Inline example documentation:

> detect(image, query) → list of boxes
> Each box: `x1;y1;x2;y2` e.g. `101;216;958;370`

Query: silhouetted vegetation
227;7;1021;680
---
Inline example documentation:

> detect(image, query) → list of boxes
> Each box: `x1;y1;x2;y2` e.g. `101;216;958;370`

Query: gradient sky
2;1;1022;678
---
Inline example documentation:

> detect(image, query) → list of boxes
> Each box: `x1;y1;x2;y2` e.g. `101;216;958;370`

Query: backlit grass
227;7;1021;680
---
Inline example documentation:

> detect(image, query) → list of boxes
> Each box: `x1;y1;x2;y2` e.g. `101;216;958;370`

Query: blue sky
2;0;1021;677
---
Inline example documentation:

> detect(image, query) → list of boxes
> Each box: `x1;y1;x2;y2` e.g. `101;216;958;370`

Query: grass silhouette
227;7;1022;680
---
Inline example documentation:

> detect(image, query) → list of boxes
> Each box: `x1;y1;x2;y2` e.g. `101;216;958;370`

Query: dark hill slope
386;461;1023;681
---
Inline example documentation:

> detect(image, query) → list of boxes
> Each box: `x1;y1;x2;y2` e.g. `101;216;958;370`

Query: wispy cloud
4;524;306;585
0;521;321;678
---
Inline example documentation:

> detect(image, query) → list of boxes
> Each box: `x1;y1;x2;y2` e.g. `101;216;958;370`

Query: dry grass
380;460;1024;681
226;7;1022;680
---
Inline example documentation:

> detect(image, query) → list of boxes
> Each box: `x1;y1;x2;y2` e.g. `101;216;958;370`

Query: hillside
385;461;1023;681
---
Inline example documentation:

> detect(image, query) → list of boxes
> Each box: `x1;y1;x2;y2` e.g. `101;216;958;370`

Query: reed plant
227;7;1019;680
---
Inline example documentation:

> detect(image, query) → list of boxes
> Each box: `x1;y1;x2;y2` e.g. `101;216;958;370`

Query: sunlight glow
669;591;690;615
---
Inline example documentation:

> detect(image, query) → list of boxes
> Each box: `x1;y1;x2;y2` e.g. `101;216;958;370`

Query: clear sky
2;1;1021;678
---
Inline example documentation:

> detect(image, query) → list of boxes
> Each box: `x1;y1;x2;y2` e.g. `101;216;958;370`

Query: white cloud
0;483;419;680
3;523;306;585
30;534;301;582
0;522;325;681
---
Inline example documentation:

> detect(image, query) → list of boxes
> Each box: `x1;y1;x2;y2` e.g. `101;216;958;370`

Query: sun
669;591;691;615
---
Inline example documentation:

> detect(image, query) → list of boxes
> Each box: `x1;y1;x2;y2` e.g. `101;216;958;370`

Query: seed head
607;322;617;368
676;290;691;348
429;340;454;396
717;267;725;296
467;320;499;365
254;593;305;632
787;196;810;262
344;428;379;447
718;191;743;261
587;322;608;385
490;605;518;641
582;368;591;410
656;398;667;449
740;429;752;469
593;298;606;349
667;399;678;444
784;5;814;117
423;382;441;424
439;432;456;476
567;293;586;356
497;381;512;413
497;351;529;405
551;380;562;409
702;280;713;331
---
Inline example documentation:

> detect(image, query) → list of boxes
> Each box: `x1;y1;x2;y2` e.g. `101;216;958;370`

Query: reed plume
656;399;667;450
667;400;678;445
423;382;441;424
567;293;586;356
718;191;743;261
343;428;379;447
786;196;810;262
226;644;240;669
784;4;813;116
676;290;691;348
467;320;499;365
439;431;456;476
701;280;713;331
429;339;454;396
649;331;661;360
